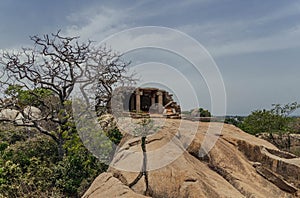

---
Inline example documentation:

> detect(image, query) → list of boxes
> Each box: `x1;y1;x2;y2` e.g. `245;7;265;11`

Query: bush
239;109;289;135
0;126;110;197
239;103;300;135
5;85;53;108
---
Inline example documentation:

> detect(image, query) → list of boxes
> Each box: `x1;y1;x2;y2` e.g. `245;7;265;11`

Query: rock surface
0;106;42;124
84;119;300;197
257;132;300;156
82;172;147;198
0;109;20;121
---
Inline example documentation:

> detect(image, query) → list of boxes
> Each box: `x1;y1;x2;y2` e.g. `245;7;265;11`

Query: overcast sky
1;0;300;115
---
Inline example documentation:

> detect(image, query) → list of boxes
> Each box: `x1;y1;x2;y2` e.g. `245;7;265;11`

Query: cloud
64;6;130;42
178;1;300;57
210;25;300;57
254;1;300;24
62;0;215;43
132;0;211;19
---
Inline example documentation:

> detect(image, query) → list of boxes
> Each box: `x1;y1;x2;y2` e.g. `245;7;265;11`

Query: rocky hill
83;119;300;198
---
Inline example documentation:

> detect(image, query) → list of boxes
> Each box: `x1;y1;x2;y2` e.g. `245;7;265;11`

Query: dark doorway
141;95;151;112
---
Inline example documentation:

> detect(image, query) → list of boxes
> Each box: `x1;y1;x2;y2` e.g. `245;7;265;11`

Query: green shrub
0;126;109;197
239;109;288;135
5;85;53;108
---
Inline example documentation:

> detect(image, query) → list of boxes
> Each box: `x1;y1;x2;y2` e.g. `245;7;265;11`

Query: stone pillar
136;89;141;112
130;95;135;111
151;95;156;106
157;91;163;105
157;91;163;113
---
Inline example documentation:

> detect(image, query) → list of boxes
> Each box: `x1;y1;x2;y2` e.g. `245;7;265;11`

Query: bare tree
83;46;135;115
0;31;133;158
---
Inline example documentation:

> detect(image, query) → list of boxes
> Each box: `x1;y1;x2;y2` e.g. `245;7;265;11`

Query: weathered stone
0;108;20;121
85;120;300;197
24;106;42;119
257;133;300;156
190;108;200;117
0;106;43;125
98;114;117;131
255;166;298;193
82;172;147;198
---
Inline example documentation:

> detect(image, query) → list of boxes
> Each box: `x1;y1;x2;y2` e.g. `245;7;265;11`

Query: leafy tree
4;85;52;108
224;116;244;126
239;109;284;134
199;108;211;117
240;102;300;135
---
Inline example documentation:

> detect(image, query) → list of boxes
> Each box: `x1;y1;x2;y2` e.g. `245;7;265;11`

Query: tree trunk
57;134;65;159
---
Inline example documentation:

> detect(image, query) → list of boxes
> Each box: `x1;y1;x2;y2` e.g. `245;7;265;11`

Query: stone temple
127;87;181;118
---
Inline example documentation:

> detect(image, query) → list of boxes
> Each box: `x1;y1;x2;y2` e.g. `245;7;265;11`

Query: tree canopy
239;102;300;135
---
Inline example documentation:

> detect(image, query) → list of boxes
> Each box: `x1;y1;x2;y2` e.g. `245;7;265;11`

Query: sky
0;0;300;115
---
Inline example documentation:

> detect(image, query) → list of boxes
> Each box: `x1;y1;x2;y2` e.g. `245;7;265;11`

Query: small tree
240;109;283;134
199;108;211;117
240;102;300;135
